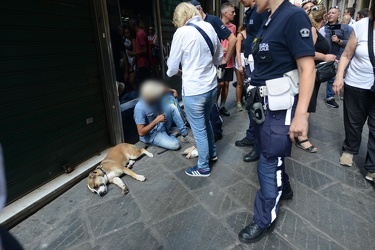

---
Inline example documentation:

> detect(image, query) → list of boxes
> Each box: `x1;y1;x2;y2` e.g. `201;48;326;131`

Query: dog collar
97;165;108;182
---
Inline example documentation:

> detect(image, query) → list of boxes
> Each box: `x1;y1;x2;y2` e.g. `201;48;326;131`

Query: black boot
281;182;293;200
243;148;260;162
238;221;275;244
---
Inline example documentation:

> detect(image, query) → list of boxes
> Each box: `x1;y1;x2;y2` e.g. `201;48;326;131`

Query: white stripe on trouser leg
271;157;283;223
285;108;292;126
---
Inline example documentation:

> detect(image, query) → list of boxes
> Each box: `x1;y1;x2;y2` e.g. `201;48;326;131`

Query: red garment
136;29;150;68
221;22;236;68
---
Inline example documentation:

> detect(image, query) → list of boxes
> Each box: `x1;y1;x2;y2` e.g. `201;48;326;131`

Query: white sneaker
339;152;353;167
180;135;195;143
365;172;375;182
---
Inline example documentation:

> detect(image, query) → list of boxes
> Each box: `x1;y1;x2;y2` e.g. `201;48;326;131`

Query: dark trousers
343;84;375;172
245;110;257;142
137;67;150;85
252;98;296;228
0;226;24;250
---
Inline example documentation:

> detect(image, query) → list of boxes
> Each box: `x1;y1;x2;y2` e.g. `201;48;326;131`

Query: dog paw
137;175;146;182
122;187;129;195
148;153;154;158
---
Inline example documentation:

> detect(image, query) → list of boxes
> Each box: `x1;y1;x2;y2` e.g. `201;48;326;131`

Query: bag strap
368;18;375;76
186;23;214;57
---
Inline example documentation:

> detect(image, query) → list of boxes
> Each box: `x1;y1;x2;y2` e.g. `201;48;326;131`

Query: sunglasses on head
329;6;339;10
310;5;322;11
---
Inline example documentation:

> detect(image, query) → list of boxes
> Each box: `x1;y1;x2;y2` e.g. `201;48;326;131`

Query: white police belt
260;69;300;111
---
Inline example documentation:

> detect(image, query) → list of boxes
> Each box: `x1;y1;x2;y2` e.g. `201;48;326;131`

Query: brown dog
87;143;153;196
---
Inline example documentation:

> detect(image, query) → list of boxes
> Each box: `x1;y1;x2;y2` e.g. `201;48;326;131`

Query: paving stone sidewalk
10;85;375;250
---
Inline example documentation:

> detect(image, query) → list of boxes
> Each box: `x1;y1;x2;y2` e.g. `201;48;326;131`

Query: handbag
315;61;336;83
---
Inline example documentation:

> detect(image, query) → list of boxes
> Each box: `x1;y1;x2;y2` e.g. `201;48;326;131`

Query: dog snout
99;191;107;197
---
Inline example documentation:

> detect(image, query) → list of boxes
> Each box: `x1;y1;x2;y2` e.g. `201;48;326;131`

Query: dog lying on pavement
87;143;153;196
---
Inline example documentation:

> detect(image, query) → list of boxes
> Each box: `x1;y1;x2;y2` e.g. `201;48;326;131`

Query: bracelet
337;39;341;44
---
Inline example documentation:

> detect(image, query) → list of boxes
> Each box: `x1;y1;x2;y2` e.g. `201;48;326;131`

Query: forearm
225;35;237;62
296;60;315;115
314;52;326;61
138;121;158;136
336;55;350;78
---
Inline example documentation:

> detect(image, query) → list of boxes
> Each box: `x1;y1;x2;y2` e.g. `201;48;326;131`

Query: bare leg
235;69;244;104
220;82;229;107
217;82;224;104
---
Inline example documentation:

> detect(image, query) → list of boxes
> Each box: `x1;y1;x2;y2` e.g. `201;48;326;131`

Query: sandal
295;138;318;153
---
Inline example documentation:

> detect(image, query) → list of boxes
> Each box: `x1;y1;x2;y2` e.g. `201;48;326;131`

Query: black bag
315;61;336;83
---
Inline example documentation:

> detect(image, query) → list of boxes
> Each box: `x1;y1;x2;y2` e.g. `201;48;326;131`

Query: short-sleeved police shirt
204;13;232;40
250;1;315;86
244;5;268;58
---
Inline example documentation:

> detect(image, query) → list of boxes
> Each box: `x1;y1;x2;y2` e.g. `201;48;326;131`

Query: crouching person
134;80;194;150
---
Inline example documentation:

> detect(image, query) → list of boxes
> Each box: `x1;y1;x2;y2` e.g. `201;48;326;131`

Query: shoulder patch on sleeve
300;28;310;38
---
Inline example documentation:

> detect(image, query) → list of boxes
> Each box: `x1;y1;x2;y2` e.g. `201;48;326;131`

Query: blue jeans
151;130;180;150
183;87;217;171
162;94;188;136
326;77;335;100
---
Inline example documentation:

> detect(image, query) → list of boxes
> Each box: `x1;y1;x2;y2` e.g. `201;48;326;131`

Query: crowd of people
128;0;375;245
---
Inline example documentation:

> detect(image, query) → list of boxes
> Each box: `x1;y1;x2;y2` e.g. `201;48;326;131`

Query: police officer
235;0;268;162
237;0;315;244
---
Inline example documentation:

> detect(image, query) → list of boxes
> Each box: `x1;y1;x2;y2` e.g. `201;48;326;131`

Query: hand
333;76;344;96
238;66;244;74
331;35;339;43
289;113;309;142
221;57;228;65
170;89;178;98
324;54;336;62
155;114;166;124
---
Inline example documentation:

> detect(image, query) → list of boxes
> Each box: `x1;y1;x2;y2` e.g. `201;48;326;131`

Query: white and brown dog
87;143;153;196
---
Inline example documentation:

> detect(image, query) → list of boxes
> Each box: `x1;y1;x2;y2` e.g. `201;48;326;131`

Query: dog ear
89;171;97;179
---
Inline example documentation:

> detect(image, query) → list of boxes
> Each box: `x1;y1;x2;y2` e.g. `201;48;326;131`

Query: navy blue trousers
252;97;296;228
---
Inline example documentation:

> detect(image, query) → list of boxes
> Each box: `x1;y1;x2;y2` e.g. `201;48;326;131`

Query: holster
245;86;266;125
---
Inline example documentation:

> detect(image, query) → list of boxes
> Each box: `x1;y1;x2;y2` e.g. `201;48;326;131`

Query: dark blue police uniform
242;4;267;148
249;0;315;229
204;13;232;40
244;5;268;58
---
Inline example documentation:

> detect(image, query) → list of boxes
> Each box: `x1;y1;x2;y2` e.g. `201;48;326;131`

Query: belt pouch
265;77;294;111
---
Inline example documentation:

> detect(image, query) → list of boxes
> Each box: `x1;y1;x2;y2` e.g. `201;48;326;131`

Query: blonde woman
167;2;223;177
294;5;336;153
234;24;247;111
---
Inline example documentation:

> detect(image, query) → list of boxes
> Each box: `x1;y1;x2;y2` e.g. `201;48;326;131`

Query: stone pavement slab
9;84;375;249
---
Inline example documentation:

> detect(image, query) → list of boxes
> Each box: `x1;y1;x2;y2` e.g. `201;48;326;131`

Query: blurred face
255;0;269;13
303;2;315;14
327;8;340;24
124;28;131;39
344;9;350;17
239;0;254;8
223;6;236;21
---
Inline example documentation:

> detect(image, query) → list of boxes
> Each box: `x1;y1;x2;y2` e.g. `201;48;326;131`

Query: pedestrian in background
301;0;316;15
167;2;223;177
294;5;336;153
319;6;351;108
234;23;247;112
333;2;375;182
344;7;356;26
216;2;236;117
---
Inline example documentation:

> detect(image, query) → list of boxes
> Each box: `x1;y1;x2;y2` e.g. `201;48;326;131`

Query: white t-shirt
345;18;375;90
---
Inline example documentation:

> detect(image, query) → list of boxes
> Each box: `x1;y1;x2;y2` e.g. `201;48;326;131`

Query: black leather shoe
238;221;275;244
235;137;254;147
243;148;259;162
220;107;230;116
281;183;293;200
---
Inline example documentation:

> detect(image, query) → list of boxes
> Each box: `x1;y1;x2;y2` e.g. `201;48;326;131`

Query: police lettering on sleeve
250;1;315;86
204;14;232;40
